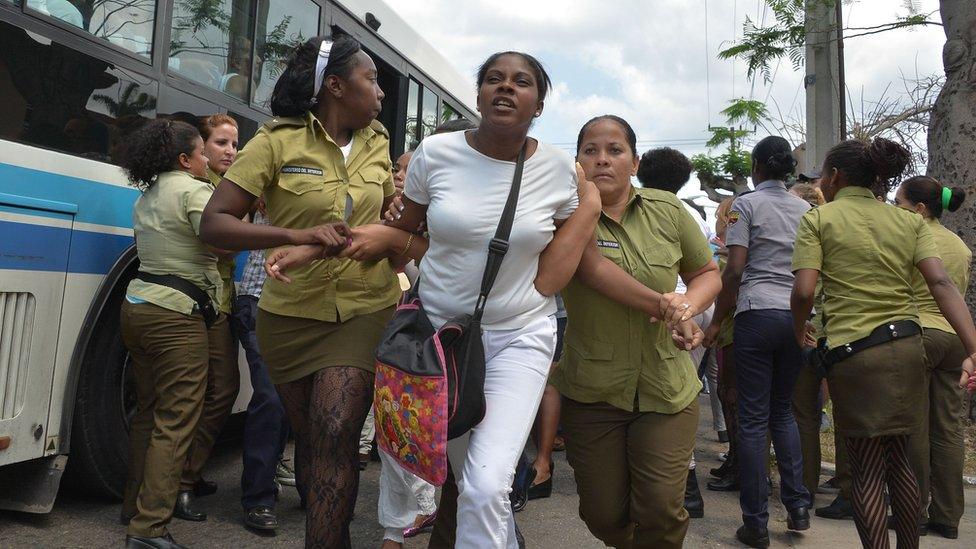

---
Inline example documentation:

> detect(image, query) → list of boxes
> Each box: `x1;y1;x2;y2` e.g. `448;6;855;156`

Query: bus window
25;1;155;58
169;0;255;102
405;78;420;149
0;19;158;164
421;86;438;138
251;0;319;111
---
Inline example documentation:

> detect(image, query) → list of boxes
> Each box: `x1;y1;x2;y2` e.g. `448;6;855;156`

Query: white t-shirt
675;199;714;294
404;132;578;330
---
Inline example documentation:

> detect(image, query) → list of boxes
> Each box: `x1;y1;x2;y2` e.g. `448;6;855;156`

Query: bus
0;0;476;513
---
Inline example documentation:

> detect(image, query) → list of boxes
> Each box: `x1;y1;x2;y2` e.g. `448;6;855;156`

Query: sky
386;0;947;204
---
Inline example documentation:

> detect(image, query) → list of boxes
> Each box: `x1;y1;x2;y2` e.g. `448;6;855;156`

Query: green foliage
720;150;753;178
690;154;719;177
706;126;751;149
722;99;770;127
92;83;157;117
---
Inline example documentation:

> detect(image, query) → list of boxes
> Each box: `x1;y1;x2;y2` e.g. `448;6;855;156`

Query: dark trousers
734;309;810;529
230;295;291;510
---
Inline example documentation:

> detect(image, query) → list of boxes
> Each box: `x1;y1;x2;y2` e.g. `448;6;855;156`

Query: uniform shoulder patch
369;119;390;138
263;116;306;130
728;211;741;225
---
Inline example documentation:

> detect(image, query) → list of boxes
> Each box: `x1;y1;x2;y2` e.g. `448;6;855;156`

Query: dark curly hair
269;34;363;117
575;115;638;158
476;51;552;102
824;138;912;196
752;136;797;181
900;175;966;219
636;147;693;192
120;119;201;190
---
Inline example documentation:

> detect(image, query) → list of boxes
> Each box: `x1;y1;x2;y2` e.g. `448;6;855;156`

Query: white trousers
360;405;375;455
378;451;437;542
447;315;557;549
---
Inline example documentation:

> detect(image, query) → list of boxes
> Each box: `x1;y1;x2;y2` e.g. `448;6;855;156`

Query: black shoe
192;478;217;497
787;507;810;531
510;465;533;513
528;461;553;501
817;476;840;494
815;495;854;520
710;459;732;479
927;522;958;539
735;525;770;548
683;469;704;519
173;490;207;521
717;430;729;443
707;474;739;492
244;506;278;532
125;533;187;549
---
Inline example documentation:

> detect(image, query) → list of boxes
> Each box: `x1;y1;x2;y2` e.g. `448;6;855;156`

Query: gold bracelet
401;233;414;256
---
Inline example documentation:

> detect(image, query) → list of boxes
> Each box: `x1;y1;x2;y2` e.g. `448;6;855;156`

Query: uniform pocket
354;166;389;187
278;173;328;195
649;343;690;400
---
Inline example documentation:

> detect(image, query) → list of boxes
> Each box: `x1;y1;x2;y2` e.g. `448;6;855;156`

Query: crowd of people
114;33;975;549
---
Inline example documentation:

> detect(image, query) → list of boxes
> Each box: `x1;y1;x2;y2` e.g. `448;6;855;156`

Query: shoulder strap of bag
472;141;527;321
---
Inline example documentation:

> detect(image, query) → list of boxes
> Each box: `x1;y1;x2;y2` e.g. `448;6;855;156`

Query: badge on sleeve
728;211;740;225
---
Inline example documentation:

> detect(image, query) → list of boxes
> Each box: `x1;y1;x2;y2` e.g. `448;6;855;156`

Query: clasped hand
265;223;395;283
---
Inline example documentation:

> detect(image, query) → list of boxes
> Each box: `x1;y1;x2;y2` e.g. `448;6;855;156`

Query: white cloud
387;0;945;160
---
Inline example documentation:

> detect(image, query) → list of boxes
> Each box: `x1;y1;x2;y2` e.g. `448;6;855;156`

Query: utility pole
836;0;847;140
804;0;840;172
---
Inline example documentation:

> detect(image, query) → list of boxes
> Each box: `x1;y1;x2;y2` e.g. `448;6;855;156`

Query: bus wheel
65;295;134;500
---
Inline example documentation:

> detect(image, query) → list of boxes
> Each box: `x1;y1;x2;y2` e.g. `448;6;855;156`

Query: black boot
815;494;854;520
787;507;810;531
684;468;704;518
192;478;217;497
173;490;207;521
244;506;278;532
707;473;740;491
735;525;770;548
125;532;187;549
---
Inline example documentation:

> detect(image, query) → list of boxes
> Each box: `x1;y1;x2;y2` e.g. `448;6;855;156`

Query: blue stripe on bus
0;162;138;229
0;219;133;274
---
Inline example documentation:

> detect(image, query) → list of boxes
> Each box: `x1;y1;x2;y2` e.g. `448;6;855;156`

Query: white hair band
312;39;335;101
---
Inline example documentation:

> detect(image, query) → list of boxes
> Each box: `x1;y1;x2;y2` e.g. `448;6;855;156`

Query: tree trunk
927;1;976;319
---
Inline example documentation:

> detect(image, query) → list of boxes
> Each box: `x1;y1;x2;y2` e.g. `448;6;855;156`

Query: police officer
173;114;242;515
198;35;401;548
791;138;976;549
703;136;812;548
894;176;972;539
118;119;222;549
550;115;721;549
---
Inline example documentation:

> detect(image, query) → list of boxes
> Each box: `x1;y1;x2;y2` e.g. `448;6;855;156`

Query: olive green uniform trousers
909;328;967;527
792;350;850;501
120;302;234;537
560;398;699;549
180;314;238;490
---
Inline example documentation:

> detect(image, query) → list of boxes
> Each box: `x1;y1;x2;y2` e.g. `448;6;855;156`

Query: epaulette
369;119;390;138
262;116;306;130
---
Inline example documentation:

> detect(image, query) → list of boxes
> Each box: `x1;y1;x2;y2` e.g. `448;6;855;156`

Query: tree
926;0;976;316
692;99;767;202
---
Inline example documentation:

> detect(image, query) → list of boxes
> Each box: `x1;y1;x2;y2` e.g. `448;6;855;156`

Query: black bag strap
136;272;219;326
472;141;527;321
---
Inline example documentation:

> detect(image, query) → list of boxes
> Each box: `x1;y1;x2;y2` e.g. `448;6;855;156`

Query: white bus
0;0;476;513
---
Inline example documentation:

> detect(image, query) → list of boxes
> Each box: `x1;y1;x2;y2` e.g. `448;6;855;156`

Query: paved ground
1;394;974;548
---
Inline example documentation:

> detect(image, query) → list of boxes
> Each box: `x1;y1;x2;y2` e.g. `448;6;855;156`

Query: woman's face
334;51;385;129
576;119;638;199
893;186;928;217
476;54;542;131
183;137;210;179
820;161;840;202
204;123;239;175
393;151;413;193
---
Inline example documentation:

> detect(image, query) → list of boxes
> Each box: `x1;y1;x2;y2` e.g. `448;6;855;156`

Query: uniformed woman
118;119;222;549
198;35;400;548
175;114;241;508
791;138;976;549
894;177;971;539
547;115;721;548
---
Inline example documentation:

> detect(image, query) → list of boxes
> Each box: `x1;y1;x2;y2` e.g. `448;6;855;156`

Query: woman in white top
267;50;601;549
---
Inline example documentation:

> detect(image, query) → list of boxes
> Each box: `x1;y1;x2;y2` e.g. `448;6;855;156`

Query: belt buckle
844;343;853;355
889;323;898;338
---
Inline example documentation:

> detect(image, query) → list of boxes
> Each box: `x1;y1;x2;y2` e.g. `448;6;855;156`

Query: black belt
136;272;218;327
821;320;920;368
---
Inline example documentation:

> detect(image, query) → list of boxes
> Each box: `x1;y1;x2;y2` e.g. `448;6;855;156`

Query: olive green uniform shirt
552;188;712;414
207;167;236;314
224;113;400;322
126;170;221;315
791;186;940;348
911;218;972;334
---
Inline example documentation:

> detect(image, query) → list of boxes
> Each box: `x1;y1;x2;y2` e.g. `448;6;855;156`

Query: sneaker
275;460;296;487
